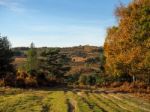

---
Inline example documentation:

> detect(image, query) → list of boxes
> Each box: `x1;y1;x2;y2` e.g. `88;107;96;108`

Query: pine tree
0;35;15;85
39;48;70;82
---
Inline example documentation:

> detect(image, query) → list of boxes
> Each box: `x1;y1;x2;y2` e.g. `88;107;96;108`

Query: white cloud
0;0;25;13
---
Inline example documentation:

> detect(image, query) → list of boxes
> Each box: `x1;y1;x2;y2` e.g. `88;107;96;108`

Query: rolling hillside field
0;88;150;112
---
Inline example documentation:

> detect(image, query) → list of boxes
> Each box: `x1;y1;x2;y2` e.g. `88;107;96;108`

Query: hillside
13;45;103;76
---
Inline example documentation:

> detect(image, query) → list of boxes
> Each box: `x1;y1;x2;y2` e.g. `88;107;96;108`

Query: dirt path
67;99;75;112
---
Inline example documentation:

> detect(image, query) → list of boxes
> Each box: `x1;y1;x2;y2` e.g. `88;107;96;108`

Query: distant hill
13;45;103;75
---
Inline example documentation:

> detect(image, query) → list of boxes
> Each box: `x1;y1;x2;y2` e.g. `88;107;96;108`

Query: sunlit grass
0;88;149;112
0;93;42;112
46;91;68;112
80;92;104;112
108;94;147;112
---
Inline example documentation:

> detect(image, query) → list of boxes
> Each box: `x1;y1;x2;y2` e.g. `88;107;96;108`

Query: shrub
4;74;16;87
86;75;96;85
0;80;5;87
78;75;87;85
25;76;38;88
110;82;123;88
66;73;80;85
16;77;26;88
27;69;37;77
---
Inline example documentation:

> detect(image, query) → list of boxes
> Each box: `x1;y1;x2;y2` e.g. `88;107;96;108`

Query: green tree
0;35;15;85
26;43;38;75
39;48;70;82
99;49;106;72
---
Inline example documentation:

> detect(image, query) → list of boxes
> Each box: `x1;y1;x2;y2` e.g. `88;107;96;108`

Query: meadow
0;87;150;112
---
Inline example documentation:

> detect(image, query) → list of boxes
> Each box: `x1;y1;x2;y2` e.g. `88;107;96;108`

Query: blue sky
0;0;131;47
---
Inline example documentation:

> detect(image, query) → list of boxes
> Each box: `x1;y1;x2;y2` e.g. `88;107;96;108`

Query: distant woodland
0;0;149;93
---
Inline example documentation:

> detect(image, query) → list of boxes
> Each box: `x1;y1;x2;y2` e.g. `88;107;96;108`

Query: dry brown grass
72;57;87;62
109;82;150;101
13;58;27;65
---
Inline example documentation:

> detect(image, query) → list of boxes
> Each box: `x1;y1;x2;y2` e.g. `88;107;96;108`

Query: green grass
0;93;42;112
107;94;148;112
46;91;68;112
88;93;116;112
117;93;150;110
94;93;127;112
79;92;104;112
0;88;149;112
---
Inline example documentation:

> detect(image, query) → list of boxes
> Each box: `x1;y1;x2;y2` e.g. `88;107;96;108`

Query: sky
0;0;131;47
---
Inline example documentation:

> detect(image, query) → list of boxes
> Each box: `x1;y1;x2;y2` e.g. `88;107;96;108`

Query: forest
0;0;150;112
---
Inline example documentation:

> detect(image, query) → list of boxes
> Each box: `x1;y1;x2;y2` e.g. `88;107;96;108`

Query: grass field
0;87;150;112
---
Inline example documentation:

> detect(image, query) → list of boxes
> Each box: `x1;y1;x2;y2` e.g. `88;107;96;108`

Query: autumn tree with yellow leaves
104;0;150;83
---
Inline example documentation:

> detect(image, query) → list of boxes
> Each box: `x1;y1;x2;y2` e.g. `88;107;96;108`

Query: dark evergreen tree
0;35;15;85
39;48;70;83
